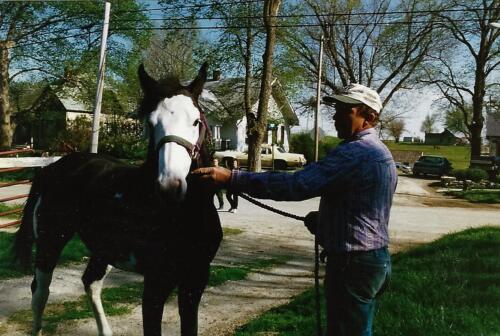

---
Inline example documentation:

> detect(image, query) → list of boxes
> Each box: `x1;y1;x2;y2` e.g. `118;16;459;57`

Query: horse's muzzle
156;176;187;202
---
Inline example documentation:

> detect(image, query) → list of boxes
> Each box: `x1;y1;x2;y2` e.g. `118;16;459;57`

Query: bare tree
287;0;438;115
387;119;406;142
422;0;499;157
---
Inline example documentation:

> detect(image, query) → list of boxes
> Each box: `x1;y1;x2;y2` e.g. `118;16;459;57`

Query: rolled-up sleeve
229;147;360;201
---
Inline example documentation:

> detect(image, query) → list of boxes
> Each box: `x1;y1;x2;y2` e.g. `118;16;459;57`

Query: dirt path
1;176;500;335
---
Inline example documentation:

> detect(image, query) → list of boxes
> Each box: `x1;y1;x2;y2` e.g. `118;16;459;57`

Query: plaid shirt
230;128;397;253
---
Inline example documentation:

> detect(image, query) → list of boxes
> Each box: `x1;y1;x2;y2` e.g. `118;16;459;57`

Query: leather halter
155;108;209;161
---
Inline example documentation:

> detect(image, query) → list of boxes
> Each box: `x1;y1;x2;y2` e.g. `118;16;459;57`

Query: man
212;159;224;210
193;84;397;336
226;160;239;213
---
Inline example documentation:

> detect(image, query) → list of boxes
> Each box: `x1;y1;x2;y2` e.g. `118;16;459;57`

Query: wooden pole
90;2;111;154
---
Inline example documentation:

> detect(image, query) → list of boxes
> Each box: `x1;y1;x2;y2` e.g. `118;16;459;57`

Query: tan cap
323;83;382;113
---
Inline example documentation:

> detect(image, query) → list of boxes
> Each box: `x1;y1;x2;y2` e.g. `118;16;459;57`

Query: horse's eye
193;119;201;126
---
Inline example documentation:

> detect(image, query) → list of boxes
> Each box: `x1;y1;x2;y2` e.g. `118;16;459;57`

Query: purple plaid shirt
230;128;397;253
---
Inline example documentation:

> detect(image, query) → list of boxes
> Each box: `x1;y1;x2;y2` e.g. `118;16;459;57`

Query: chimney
212;69;221;81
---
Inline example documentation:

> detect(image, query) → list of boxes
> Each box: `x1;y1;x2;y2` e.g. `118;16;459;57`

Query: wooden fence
0;149;61;229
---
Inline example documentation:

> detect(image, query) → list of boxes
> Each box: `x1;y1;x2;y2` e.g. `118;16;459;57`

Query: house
24;81;126;149
424;129;459;145
486;111;500;156
199;72;299;152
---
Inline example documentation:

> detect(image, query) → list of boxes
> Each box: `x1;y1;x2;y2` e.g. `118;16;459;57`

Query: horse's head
138;63;208;202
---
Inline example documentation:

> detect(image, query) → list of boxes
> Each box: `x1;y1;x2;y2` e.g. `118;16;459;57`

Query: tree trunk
0;41;12;149
470;56;487;157
247;0;281;172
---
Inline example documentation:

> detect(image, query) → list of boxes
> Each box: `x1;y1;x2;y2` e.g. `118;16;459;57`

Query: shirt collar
355;127;376;138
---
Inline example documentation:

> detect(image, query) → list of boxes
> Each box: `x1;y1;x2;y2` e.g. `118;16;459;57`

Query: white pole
314;35;324;162
90;1;111;154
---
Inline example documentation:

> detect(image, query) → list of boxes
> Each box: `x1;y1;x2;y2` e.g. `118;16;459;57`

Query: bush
50;116;147;160
467;168;488;182
289;132;341;163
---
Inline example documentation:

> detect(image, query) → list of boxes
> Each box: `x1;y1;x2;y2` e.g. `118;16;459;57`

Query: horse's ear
138;64;159;94
188;62;208;99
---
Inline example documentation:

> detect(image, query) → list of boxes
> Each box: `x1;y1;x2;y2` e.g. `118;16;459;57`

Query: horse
13;63;223;336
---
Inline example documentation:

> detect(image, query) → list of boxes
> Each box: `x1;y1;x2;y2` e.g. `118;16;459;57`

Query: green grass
0;203;23;219
447;189;500;203
385;142;471;169
0;232;89;280
235;227;500;336
0;168;36;182
7;255;290;334
222;227;244;236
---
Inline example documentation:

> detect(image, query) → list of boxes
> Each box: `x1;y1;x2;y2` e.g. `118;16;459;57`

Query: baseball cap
323;83;382;113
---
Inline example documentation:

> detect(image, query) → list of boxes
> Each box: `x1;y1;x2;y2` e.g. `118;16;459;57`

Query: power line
113;0;265;15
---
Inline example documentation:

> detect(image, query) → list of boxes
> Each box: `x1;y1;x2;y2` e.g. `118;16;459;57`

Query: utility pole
90;1;111;154
314;35;324;162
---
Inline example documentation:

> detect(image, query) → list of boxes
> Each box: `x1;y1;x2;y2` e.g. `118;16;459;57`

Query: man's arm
192;147;360;202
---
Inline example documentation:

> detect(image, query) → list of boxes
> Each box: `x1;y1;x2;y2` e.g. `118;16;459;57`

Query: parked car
214;144;306;170
395;162;412;174
412;155;452;177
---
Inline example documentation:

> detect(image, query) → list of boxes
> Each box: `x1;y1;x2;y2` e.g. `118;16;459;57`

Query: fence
0;149;61;229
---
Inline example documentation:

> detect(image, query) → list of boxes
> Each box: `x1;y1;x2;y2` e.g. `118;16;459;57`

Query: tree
247;0;282;171
444;104;473;141
142;30;198;80
420;113;440;133
285;0;440;114
0;1;150;148
422;0;499;157
386;119;406;143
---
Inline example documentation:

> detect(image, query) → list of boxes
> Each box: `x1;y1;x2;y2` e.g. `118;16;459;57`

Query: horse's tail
12;173;42;272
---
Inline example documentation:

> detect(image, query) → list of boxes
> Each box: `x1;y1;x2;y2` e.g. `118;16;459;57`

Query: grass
0;232;89;280
235;227;500;336
385;142;471;169
0;168;36;182
447;189;500;203
222;227;244;236
0;203;23;219
7;255;290;334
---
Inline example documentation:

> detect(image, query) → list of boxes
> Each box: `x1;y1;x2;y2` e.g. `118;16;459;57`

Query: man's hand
191;167;232;188
304;211;319;235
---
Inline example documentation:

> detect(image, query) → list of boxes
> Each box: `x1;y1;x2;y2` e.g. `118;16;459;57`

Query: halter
155;108;210;161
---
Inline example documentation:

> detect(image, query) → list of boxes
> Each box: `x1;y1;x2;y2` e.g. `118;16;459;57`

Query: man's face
333;102;366;139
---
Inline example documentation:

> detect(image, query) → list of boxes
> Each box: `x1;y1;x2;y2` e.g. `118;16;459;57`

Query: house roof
199;77;299;126
51;84;92;112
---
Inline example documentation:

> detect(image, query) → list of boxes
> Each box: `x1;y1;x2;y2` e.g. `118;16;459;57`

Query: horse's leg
142;274;175;336
82;257;113;336
31;231;73;336
178;266;210;336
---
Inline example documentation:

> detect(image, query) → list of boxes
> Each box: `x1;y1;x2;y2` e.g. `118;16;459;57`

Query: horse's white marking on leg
32;196;42;240
86;265;113;336
32;268;52;336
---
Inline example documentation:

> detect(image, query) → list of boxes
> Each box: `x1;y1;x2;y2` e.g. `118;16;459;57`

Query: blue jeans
325;247;391;336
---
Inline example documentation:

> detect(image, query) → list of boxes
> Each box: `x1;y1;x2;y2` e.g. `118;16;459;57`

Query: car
395;162;412;174
412;155;452;177
214;144;307;170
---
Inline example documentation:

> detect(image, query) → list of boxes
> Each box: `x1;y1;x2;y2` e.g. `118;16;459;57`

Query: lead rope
238;192;323;336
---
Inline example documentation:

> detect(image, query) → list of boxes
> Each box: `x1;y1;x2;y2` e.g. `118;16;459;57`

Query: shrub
50;116;147;160
452;168;489;190
289;132;341;163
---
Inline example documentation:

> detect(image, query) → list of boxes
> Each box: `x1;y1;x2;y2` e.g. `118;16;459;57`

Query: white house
486;111;500;156
199;73;299;152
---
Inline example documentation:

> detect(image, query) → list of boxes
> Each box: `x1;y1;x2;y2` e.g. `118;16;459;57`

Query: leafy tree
0;0;151;148
386;119;406;142
420;113;440;133
422;0;499;157
444;104;473;142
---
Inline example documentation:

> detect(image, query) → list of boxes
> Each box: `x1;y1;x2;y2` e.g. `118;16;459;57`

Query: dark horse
13;63;222;336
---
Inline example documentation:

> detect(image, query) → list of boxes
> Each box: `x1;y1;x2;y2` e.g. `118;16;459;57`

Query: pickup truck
214;144;307;170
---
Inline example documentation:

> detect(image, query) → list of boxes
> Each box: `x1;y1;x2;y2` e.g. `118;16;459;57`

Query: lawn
235;227;500;336
385;142;471;169
447;189;500;203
